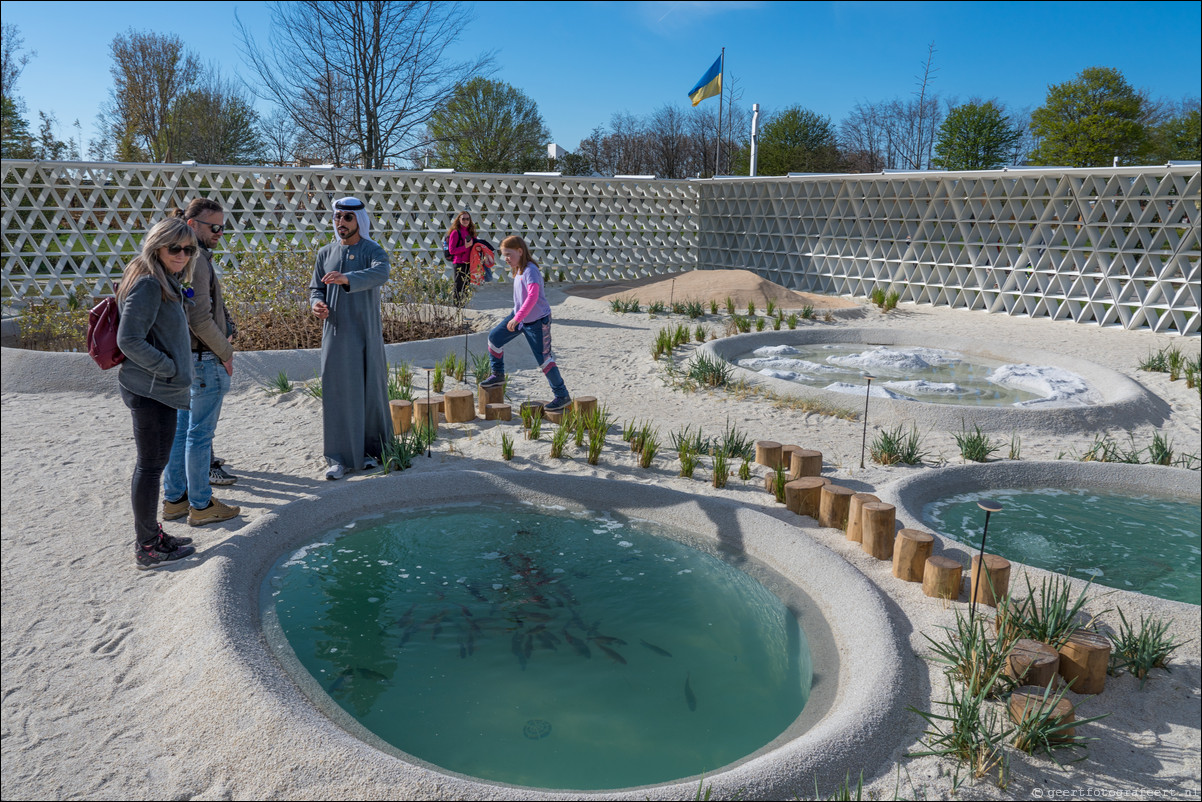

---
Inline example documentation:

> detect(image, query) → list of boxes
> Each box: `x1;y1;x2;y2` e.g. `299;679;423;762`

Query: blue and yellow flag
687;55;723;106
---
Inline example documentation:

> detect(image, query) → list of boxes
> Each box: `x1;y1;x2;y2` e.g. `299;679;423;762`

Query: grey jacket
116;274;194;409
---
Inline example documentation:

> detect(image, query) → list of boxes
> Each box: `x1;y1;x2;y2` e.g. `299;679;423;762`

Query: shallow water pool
924;488;1201;605
265;502;813;790
732;343;1095;407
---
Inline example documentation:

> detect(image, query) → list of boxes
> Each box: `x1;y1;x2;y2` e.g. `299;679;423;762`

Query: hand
322;271;349;286
507;318;518;332
312;301;330;319
223;355;234;377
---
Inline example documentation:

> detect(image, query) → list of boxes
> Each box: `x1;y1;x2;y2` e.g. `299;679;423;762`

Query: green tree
1029;66;1147;167
747;106;839;176
1146;102;1201;163
35;110;68;160
172;77;264;165
931;100;1022;170
425;78;550;172
1;94;34;158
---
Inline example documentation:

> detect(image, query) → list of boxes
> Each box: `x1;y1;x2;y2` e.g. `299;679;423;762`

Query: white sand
2;273;1200;800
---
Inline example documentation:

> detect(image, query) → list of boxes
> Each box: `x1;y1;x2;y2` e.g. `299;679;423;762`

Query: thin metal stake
423;366;434;458
859;374;875;469
969;499;1003;626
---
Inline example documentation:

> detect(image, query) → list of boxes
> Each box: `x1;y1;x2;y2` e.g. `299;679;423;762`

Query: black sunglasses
167;244;197;256
204;223;224;234
334;212;357;222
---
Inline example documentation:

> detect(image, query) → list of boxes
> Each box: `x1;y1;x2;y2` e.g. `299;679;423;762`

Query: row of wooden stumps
387;387;599;433
756;440;1011;604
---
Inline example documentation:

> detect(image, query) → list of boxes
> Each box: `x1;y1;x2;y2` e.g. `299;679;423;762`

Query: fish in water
684;672;697;711
398;623;421;648
592;635;628;647
563;628;591;658
392;603;417;631
536;631;560;650
595;641;627;665
327;667;388;694
464;582;489;603
639;639;672;658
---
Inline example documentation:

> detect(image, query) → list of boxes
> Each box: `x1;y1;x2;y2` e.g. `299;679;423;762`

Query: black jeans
120;386;178;546
452;261;470;305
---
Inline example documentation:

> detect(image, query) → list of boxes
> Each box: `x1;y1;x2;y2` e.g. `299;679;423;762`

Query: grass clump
500;431;514;460
378;432;421;473
800;304;816;320
550;420;571;459
954;422;1001;463
1107;609;1186;688
686;353;734;388
995;575;1100;650
870;424;928;465
787;312;799;329
648;300;667;315
711;449;730;488
610;297;641;313
639;429;660;468
263;370;293;395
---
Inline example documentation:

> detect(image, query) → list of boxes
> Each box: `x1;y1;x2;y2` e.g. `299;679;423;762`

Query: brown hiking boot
188;496;241;527
163;495;189;521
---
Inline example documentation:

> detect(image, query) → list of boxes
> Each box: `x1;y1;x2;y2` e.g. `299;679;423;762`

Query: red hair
500;235;533;274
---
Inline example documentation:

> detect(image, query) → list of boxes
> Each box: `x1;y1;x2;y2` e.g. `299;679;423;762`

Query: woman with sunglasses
115;217;200;568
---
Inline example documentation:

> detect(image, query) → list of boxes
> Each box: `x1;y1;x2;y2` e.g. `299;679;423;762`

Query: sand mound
564;269;859;310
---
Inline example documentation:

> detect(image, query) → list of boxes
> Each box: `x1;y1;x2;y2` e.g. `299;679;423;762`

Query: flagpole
716;47;725;176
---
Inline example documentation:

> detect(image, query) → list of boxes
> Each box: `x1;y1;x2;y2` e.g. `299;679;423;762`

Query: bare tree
238;1;491;170
260;108;298;166
647;104;688;178
1;23;34;100
839;101;887;172
99;30;201;163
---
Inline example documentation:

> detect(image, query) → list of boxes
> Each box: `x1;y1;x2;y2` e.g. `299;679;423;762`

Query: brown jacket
187;245;234;362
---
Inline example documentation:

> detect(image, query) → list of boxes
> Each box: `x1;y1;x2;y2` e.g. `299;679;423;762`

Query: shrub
871;424;928;465
1108;608;1186;688
953;423;1000;463
686;353;733;388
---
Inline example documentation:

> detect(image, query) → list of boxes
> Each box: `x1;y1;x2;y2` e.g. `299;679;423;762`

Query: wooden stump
970;554;1011;608
477;384;504;416
845;493;880;543
389;400;412;435
484;403;512;421
413;397;440;432
790;449;823;478
1058;629;1111;694
755;440;783;470
1009;687;1076;740
860;501;897;560
786;477;826;517
781;445;802;478
923;556;962;600
572;396;598;417
1008;639;1061;689
544;407;566;424
818;484;855;530
443;389;475;423
892;529;935;582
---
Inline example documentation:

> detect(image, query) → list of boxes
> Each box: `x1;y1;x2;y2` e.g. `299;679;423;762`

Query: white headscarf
333;197;374;244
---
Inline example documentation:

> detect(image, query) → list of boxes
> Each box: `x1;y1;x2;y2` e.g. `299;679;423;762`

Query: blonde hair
446;211;477;240
117;218;197;303
500;235;533;275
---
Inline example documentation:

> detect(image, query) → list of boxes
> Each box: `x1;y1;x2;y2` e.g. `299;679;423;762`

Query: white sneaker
325;463;345;481
363;457;379;469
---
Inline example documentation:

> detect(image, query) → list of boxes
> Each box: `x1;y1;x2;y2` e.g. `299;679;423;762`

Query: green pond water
924;489;1201;605
265;503;813;790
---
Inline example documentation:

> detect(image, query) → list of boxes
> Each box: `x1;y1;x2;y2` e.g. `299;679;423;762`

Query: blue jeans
488;314;569;399
164;354;230;509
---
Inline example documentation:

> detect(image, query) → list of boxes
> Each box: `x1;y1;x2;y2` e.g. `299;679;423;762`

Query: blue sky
3;0;1199;159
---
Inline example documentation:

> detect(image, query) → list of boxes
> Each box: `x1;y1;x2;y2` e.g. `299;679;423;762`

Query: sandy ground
2;270;1200;800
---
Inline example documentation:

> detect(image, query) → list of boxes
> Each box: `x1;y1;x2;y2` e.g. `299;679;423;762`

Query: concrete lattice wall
2;160;1198;334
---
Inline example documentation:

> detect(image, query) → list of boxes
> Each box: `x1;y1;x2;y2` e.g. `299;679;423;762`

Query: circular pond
266;502;812;789
925;488;1200;605
232;471;906;799
879;462;1202;606
701;328;1161;434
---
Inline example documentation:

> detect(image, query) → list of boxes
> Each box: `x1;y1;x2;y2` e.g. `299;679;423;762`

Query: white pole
750;103;761;177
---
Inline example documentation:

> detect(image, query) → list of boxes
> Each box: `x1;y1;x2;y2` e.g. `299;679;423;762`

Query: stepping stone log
389;399;412;435
1008;639;1061;689
922;555;962;600
790;449;823;479
414;396;441;431
970;553;1011;608
477;384;504;416
860;502;897;560
755;440;783;470
786;477;826;517
1009;687;1076;741
1058;628;1111;695
818;484;855;530
845;493;880;543
443;389;475;423
892;528;934;581
484;403;512;421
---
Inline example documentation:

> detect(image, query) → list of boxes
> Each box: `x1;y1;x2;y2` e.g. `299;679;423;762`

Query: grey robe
309;238;392;470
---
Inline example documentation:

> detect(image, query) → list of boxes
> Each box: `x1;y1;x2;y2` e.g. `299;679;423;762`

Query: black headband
334;199;365;211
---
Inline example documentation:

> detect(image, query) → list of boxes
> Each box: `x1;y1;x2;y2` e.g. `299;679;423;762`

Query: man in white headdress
309;196;391;480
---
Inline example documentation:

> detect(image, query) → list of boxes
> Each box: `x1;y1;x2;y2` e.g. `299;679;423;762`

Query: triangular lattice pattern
3;161;1198;335
697;166;1199;335
1;163;699;305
